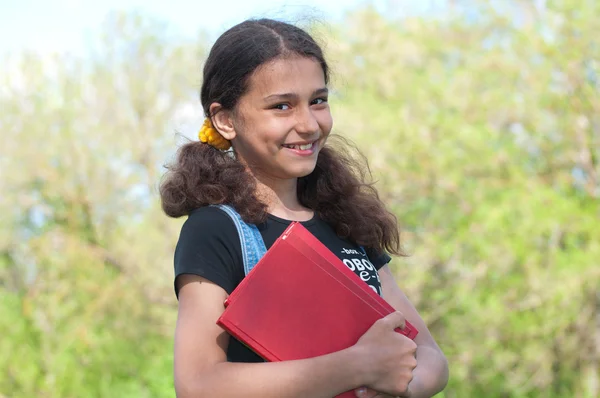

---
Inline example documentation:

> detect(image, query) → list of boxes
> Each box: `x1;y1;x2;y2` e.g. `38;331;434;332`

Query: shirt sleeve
366;247;392;271
173;206;244;298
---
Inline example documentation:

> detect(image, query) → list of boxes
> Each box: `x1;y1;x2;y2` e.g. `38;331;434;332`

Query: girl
160;18;448;398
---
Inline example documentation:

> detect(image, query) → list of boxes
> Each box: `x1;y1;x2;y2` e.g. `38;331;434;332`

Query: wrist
344;345;375;388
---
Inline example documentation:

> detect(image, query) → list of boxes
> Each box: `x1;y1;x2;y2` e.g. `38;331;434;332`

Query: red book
217;222;418;397
222;222;418;338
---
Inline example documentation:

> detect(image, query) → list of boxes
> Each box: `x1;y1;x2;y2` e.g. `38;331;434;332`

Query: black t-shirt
174;206;392;363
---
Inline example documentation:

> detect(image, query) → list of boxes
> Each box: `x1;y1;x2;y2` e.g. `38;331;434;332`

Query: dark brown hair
159;19;404;256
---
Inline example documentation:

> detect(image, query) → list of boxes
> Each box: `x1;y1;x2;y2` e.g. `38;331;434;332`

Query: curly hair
159;18;404;256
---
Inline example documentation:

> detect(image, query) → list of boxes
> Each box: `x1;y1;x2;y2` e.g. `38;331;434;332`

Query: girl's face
230;55;333;181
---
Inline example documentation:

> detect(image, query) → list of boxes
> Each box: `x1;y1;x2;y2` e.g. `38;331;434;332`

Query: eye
311;97;328;105
273;103;290;110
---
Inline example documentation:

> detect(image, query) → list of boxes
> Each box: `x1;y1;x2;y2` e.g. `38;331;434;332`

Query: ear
209;103;236;141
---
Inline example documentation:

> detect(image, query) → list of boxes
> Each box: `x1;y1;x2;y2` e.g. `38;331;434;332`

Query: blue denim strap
211;204;267;275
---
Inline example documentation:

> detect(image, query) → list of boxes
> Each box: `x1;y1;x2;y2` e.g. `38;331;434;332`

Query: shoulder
310;216;391;270
176;206;241;259
183;206;238;232
174;206;244;296
364;247;392;271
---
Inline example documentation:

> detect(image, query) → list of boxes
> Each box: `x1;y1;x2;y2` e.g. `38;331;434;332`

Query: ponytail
159;141;267;223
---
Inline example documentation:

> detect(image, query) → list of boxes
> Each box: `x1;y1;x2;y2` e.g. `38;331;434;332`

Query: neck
254;174;313;221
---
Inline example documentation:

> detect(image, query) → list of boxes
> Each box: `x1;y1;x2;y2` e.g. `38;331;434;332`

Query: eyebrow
263;87;329;102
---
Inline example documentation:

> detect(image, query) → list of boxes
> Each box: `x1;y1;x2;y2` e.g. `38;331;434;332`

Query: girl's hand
352;311;417;397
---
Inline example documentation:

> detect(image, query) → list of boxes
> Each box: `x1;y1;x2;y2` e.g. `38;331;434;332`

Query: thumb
381;311;406;330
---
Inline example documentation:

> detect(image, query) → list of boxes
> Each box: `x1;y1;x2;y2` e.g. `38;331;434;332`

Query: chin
285;164;317;179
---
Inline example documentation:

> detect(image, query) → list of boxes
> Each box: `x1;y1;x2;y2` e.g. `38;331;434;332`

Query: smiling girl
160;18;448;398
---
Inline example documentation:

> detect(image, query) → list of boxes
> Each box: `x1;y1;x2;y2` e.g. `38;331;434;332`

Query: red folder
222;221;418;338
217;222;418;397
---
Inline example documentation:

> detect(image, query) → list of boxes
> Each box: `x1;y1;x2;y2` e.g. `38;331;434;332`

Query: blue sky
0;0;387;56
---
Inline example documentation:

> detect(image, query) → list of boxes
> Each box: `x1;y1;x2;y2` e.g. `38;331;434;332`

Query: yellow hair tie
198;118;231;151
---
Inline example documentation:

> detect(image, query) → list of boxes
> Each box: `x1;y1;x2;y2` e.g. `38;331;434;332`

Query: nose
295;106;320;136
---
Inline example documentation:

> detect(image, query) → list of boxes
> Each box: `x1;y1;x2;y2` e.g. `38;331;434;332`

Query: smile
282;142;315;150
282;141;318;156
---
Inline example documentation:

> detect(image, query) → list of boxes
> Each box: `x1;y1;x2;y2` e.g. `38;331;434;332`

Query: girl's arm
175;274;413;398
378;265;449;398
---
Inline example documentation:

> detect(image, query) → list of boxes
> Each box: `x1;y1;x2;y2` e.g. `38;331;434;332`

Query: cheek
259;120;293;145
240;121;285;155
319;111;334;134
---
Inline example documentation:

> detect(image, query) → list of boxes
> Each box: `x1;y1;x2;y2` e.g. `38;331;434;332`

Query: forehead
246;56;326;96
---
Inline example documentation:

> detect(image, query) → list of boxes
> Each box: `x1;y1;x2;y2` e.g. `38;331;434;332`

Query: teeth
285;143;313;150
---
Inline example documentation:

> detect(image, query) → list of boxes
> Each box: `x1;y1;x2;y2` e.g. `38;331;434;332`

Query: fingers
380;311;406;330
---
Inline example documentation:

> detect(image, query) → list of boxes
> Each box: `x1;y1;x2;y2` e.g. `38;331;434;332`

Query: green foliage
1;1;598;397
325;1;599;396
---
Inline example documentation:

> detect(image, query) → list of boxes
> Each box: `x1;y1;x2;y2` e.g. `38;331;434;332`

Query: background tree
0;11;202;398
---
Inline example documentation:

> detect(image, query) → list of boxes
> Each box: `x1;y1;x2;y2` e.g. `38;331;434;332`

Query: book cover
217;222;418;397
